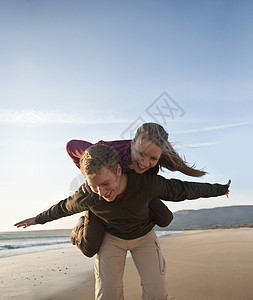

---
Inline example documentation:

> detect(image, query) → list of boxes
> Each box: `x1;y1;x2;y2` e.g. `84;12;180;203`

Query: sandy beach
1;228;252;300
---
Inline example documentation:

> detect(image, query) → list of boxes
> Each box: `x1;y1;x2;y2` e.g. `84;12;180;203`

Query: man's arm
147;174;230;201
14;186;90;228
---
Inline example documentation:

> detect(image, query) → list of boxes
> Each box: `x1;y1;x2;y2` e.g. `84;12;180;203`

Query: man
15;145;230;300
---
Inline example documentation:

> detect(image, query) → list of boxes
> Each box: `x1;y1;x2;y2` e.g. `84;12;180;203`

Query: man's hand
226;179;231;198
81;180;92;194
14;217;37;229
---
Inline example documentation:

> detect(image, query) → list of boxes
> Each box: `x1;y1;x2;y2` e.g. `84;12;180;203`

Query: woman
68;123;207;257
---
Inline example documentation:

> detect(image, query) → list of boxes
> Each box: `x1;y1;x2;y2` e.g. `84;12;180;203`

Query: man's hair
80;144;122;175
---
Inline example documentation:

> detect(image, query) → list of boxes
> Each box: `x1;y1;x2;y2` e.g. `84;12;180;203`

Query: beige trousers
94;229;168;300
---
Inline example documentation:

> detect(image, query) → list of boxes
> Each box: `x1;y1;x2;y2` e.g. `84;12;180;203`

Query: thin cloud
0;110;131;126
178;142;223;149
171;141;223;152
172;120;253;134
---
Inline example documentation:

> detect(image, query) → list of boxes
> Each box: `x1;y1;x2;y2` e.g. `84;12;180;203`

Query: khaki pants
95;229;168;300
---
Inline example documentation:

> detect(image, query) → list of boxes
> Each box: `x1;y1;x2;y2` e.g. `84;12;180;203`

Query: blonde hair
80;145;121;175
133;123;206;177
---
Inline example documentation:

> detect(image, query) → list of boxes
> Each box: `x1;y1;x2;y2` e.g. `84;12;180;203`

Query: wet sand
1;228;252;300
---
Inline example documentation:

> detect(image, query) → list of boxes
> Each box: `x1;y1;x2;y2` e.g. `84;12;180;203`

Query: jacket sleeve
148;174;228;202
66;140;93;169
35;187;90;224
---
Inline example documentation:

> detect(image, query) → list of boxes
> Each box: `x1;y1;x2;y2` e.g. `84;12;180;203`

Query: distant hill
156;205;253;230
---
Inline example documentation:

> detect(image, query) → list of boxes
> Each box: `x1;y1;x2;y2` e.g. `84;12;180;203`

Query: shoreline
1;228;252;299
0;229;175;259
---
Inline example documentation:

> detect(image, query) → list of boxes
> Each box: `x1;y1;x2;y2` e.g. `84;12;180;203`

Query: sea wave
0;234;70;241
156;231;183;238
0;240;70;251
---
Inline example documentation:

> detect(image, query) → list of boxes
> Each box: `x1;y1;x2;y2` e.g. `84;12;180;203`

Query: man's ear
117;164;122;176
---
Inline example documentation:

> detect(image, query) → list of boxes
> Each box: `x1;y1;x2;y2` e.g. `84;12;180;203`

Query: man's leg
71;210;105;257
130;229;168;300
149;198;173;227
95;232;127;300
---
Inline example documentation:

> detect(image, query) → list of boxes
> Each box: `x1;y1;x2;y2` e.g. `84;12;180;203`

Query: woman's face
131;137;163;174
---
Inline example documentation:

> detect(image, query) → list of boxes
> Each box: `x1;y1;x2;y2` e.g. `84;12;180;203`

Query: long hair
133;123;207;177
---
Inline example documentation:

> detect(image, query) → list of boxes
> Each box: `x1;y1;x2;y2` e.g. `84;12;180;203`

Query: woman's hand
14;217;37;229
225;179;231;198
81;180;92;194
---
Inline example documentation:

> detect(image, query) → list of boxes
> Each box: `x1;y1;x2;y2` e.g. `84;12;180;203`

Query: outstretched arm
146;173;231;202
14;186;90;228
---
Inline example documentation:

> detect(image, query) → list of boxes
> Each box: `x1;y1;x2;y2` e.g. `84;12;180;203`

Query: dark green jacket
35;170;228;239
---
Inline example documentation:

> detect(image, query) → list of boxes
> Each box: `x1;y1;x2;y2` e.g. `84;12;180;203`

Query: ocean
0;229;72;258
0;229;181;259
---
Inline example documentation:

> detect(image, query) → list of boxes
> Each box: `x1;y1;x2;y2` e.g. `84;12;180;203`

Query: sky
0;0;252;232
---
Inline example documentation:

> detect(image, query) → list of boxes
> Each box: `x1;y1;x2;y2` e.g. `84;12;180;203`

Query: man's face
86;165;122;202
